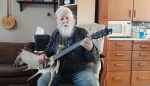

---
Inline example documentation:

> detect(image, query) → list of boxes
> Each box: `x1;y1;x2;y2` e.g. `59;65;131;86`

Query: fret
53;40;82;60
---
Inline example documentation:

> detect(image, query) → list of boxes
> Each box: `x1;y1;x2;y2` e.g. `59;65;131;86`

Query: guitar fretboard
53;40;82;60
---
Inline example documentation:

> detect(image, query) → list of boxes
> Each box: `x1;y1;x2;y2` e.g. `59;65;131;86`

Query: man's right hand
38;54;49;64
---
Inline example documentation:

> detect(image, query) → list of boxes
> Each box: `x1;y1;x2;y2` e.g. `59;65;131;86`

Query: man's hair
56;6;76;30
55;6;74;19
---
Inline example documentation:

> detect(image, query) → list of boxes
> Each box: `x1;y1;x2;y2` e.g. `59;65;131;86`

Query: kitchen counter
108;37;150;40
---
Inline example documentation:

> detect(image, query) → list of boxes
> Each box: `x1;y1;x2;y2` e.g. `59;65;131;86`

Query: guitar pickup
39;61;49;70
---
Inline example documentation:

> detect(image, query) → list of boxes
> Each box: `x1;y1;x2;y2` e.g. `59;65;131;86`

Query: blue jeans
37;68;97;86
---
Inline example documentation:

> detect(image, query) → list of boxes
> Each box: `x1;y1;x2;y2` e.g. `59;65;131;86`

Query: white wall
0;0;57;43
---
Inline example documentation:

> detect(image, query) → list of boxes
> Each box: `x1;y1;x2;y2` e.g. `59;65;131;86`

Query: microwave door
108;23;126;37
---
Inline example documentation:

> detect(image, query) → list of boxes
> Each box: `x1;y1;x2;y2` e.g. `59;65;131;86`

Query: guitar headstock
90;28;112;39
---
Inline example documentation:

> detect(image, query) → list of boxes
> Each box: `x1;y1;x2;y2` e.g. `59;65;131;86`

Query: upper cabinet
133;0;150;21
108;0;133;21
108;0;150;22
58;0;95;25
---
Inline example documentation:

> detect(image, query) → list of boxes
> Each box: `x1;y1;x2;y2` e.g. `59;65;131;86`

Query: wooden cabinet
108;0;133;21
58;0;95;24
133;0;150;21
107;40;150;86
107;40;132;86
108;0;150;21
132;40;150;85
107;71;130;86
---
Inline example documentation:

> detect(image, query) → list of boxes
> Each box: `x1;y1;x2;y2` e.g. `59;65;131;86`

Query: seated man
37;6;100;86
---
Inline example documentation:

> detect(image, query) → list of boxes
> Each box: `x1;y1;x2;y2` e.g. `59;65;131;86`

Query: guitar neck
53;40;82;60
7;0;9;18
52;28;112;61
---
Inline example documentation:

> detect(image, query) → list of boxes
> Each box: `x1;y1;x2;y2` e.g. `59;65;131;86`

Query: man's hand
80;38;93;52
38;54;49;64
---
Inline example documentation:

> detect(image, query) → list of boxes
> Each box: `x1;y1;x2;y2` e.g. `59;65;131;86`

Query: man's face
57;10;75;37
58;10;72;28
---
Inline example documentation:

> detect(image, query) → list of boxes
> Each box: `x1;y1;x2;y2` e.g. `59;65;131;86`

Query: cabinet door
108;0;133;20
77;0;95;24
107;71;130;86
133;0;150;21
132;71;150;85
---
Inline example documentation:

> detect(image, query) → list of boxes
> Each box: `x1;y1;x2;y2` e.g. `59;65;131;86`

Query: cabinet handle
139;63;147;66
129;10;131;17
113;77;123;80
139;53;148;56
115;64;123;66
134;10;136;17
115;53;124;56
137;77;149;80
115;43;124;46
140;45;149;48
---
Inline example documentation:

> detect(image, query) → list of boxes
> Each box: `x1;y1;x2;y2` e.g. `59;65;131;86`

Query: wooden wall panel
98;0;108;86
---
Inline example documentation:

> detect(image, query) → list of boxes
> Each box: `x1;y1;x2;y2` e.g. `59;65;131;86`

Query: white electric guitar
20;28;112;86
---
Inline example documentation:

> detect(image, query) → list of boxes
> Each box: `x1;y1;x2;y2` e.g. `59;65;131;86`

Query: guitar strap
49;29;59;54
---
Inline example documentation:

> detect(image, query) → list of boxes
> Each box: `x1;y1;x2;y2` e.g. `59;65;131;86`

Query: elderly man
37;6;100;86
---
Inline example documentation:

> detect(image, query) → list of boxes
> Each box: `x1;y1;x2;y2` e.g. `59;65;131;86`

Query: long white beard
58;22;75;37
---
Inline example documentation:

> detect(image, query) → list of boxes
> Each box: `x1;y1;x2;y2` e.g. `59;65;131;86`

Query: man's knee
37;73;50;86
38;77;49;84
84;76;97;85
75;76;97;86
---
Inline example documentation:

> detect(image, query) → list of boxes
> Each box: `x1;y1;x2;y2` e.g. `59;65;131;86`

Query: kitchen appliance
108;21;132;38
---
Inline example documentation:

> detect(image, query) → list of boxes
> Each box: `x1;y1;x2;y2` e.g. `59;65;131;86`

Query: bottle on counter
139;22;146;38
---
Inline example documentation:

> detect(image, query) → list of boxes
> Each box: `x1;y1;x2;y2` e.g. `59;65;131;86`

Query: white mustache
63;23;69;27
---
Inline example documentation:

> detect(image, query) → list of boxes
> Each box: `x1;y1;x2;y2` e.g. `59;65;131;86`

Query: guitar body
1;15;15;29
20;45;65;86
20;49;60;86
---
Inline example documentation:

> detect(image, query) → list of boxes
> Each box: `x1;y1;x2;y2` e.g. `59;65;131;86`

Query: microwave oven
108;21;132;37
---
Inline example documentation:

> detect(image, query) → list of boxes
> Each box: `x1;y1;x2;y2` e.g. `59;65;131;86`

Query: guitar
20;28;112;86
1;0;15;29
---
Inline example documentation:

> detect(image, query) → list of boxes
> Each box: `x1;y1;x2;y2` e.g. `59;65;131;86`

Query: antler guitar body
20;45;64;86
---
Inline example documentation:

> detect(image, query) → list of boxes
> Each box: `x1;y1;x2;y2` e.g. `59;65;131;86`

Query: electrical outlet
47;13;50;16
